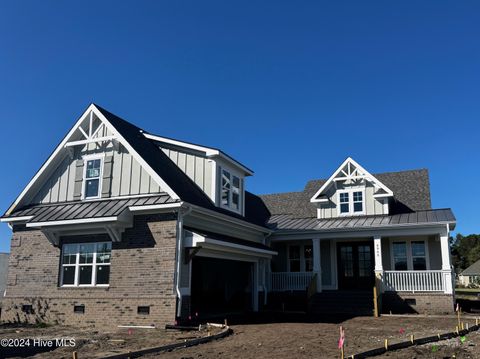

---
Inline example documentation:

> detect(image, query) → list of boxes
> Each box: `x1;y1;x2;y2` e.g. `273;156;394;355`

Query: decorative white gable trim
6;104;179;215
310;157;393;203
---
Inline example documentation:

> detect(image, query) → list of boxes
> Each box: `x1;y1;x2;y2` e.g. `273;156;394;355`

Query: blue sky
0;1;478;252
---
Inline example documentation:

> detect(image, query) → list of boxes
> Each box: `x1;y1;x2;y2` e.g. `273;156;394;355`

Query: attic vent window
84;157;103;199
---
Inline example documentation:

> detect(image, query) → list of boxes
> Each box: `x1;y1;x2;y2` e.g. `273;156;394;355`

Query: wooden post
457;304;461;329
72;352;78;359
410;334;414;344
384;339;388;350
373;286;378;318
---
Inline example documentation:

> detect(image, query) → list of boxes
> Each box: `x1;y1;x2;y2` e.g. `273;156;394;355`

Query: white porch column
373;235;384;292
312;238;322;293
440;227;453;294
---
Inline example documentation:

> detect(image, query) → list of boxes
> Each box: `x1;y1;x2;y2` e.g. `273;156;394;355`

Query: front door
337;242;374;290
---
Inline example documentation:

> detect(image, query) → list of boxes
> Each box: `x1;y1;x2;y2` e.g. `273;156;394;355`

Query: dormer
144;133;253;215
310;158;394;219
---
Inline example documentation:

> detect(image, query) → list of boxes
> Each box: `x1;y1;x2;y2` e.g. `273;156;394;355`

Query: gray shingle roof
461;260;480;276
4;194;177;223
268;208;456;232
260;169;432;218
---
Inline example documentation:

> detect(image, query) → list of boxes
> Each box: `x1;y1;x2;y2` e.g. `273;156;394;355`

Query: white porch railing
268;272;315;291
382;270;450;292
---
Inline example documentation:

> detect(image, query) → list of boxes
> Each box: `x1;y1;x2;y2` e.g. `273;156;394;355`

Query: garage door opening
191;257;253;317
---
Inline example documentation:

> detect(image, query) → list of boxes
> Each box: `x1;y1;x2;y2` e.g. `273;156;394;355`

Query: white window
288;244;314;272
337;189;365;215
392;242;408;270
84;157;103;199
61;242;111;286
288;245;301;272
220;168;242;212
391;239;428;271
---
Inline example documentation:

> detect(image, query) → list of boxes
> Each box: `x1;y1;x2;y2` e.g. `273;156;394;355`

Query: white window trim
389;238;430;271
287;243;313;272
82;154;104;200
337;188;366;216
219;166;243;215
60;242;111;287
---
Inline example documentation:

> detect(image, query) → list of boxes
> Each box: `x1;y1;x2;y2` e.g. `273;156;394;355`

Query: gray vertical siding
32;126;162;204
321;240;332;286
271;243;287;272
159;146;214;201
428;235;442;270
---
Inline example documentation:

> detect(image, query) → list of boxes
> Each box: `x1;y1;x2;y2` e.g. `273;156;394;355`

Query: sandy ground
0;324;222;358
2;314;480;358
144;314;480;359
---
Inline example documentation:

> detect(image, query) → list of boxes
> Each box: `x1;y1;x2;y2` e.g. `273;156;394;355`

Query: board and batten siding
158;145;214;201
32;126;161;204
317;182;386;219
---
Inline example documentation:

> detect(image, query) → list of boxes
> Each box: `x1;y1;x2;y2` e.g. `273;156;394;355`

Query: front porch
267;227;454;300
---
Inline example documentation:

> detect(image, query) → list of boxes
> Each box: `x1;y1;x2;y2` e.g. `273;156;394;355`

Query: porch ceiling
267;208;456;232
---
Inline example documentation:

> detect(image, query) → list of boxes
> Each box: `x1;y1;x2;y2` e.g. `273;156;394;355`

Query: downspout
175;205;192;318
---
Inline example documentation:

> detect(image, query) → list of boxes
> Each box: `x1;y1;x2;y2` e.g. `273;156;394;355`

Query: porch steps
308;290;374;316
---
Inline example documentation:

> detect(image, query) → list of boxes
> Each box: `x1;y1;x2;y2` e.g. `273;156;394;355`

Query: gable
310;158;393;203
5;105;177;215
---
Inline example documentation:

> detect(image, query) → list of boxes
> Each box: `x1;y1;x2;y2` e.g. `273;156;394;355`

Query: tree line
451;233;480;273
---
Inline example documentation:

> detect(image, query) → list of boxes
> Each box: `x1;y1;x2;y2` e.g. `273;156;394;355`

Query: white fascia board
187;203;272;234
190;232;276;256
26;216;118;228
144;133;254;176
129;202;183;212
0;216;34;223
5;104;99;215
144;133;218;155
204;238;277;256
93;106;180;201
310;157;394;203
373;193;394;198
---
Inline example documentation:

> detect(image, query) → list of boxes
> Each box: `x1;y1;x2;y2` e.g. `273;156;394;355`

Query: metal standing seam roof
268;208;456;232
2;193;178;223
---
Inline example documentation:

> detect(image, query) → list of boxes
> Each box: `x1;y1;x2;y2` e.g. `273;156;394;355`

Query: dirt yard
2;314;480;358
0;323;222;358
145;314;480;359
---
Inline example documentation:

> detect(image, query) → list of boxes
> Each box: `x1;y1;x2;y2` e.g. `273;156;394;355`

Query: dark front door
337;242;374;290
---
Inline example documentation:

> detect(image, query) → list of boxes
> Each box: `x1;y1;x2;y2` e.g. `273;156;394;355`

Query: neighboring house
458;260;480;287
0;104;456;328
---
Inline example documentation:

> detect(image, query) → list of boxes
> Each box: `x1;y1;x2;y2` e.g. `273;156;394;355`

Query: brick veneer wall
1;214;178;329
382;292;454;315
